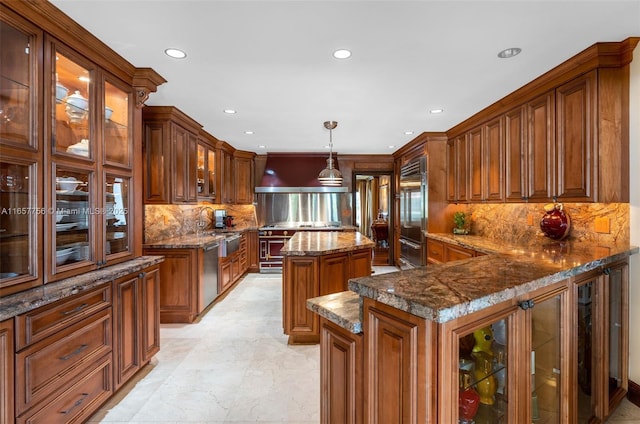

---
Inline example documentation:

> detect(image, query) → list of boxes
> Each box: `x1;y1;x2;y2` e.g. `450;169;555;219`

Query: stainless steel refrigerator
399;156;426;268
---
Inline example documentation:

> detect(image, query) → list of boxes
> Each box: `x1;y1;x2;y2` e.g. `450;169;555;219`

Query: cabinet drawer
16;308;112;414
16;284;111;350
444;244;475;262
426;240;444;264
16;355;112;424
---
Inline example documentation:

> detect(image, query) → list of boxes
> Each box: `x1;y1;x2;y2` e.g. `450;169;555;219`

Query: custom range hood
255;153;348;193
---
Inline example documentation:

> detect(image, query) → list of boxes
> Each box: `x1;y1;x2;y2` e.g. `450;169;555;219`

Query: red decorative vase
459;370;480;423
540;203;571;240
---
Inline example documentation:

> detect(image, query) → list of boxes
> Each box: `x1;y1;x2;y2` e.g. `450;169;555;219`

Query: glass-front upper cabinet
0;12;40;150
52;165;94;274
0;159;38;292
104;80;132;168
51;46;94;160
197;142;216;200
104;174;131;259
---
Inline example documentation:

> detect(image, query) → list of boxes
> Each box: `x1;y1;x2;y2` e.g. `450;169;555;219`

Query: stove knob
284;230;288;236
268;231;272;236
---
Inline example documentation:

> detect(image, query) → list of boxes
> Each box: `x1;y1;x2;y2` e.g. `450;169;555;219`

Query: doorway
353;172;392;266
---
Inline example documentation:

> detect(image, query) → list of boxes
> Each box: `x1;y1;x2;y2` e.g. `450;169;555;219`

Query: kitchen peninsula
282;231;374;344
308;236;638;423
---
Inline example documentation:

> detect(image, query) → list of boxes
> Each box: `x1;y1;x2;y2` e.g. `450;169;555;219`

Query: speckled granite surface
143;232;226;249
281;231;375;256
0;256;165;321
349;239;638;323
307;291;362;334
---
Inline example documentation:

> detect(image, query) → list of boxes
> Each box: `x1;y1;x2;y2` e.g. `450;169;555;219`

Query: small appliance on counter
225;215;235;228
214;209;226;229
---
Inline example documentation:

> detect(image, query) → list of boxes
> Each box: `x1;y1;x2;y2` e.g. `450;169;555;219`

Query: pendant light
318;120;343;186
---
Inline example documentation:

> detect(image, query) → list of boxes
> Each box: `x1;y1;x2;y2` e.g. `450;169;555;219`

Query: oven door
259;232;292;272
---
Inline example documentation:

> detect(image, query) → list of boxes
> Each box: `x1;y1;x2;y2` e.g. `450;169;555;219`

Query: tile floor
89;268;640;423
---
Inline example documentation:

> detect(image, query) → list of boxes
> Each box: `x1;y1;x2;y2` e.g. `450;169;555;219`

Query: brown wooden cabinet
363;297;435;423
320;317;363;424
216;143;235;204
143;106;200;204
219;232;249;295
447;40;637;204
234;151;255;204
426;237;482;264
197;131;217;201
14;285;113;422
0;319;14;424
113;264;160;390
247;230;259;272
284;248;372;344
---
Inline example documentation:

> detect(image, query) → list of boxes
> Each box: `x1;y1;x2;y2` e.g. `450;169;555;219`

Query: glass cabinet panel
607;264;627;405
531;295;562;423
0;160;34;281
105;174;130;257
197;144;206;196
104;81;131;167
54;166;92;268
577;280;595;422
0;17;36;148
458;318;508;423
53;51;92;158
207;148;216;198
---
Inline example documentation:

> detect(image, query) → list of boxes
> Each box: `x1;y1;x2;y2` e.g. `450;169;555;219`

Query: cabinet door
0;158;41;294
141;266;161;363
247;230;259;272
219;258;232;294
234;156;253;204
504;106;526;202
103;79;133;168
0;9;41;150
104;173;132;263
446;140;457;202
186;133;198;202
604;261;629;416
283;256;319;343
426;238;444;264
349;249;372;279
142;121;169;203
444;244;474;262
113;273;140;389
452;135;469;202
320;318;363;424
171;125;189;203
320;253;350;295
0;319;14;424
51;164;97;279
526;91;555;201
468;127;483;202
364;298;430;423
50;43;95;162
555;71;596;202
484;117;504;201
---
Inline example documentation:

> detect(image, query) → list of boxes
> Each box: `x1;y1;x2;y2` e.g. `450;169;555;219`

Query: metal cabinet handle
60;393;89;415
61;303;88;316
59;344;89;361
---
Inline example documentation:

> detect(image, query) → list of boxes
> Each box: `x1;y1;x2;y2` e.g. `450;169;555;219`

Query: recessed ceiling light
497;47;522;59
429;108;444;114
245;131;254;135
164;48;187;59
404;131;414;135
324;145;330;149
333;49;352;59
223;109;236;114
258;145;266;149
388;145;396;149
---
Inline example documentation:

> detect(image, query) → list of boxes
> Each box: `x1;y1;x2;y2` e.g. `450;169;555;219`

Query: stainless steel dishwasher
202;241;219;308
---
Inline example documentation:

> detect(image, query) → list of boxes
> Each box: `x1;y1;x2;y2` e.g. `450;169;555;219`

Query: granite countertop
143;232;226;249
0;255;165;321
307;235;638;332
307;291;362;334
281;231;375;256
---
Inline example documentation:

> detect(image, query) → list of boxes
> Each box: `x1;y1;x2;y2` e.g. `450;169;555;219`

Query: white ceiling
50;0;640;155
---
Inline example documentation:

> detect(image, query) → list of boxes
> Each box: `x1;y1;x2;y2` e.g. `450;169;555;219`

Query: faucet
197;206;215;234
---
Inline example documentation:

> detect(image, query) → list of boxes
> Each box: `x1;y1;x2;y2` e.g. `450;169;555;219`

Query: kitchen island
308;236;638;423
282;231;374;344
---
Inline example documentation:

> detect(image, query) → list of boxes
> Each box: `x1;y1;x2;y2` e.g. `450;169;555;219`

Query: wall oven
399;156;427;268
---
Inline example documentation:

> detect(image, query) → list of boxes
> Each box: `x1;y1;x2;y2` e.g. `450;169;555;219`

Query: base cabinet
113;265;160;390
320;260;629;423
426;238;485;265
1;319;14;424
320;318;363;424
284;248;372;344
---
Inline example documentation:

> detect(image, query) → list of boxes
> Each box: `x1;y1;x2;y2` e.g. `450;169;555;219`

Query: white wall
629;43;639;383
